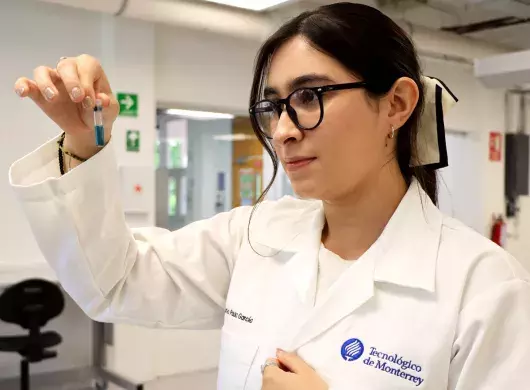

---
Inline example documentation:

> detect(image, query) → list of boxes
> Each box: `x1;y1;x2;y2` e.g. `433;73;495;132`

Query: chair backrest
0;279;64;330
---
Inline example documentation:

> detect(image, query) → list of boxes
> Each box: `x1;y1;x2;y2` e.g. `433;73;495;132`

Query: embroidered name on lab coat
225;308;254;324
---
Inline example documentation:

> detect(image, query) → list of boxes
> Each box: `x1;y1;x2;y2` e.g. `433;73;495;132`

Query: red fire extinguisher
491;215;507;247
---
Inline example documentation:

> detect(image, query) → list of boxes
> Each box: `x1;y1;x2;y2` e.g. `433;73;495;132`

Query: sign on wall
126;130;141;152
489;132;502;162
118;92;139;117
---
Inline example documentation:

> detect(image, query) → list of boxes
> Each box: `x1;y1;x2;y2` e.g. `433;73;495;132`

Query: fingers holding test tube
14;54;119;159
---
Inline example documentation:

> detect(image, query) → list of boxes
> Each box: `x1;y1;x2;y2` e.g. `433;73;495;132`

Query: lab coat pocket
217;330;259;390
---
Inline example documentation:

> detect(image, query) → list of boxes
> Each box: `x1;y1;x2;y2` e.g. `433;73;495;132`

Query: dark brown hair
249;2;438;204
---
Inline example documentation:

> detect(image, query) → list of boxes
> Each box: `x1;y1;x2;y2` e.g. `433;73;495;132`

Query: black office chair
0;279;65;390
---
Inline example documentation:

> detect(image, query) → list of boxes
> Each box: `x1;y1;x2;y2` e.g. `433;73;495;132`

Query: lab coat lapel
251;199;324;308
290;247;376;351
282;209;324;305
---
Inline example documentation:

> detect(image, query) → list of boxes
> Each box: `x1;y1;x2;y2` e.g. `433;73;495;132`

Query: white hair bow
412;76;458;169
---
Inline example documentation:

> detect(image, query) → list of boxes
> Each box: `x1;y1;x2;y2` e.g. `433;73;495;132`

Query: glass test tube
94;99;105;147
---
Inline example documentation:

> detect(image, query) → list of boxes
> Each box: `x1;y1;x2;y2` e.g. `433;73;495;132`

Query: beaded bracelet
57;133;87;175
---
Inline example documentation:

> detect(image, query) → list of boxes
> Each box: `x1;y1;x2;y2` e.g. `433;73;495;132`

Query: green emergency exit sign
118;93;138;117
126;130;140;152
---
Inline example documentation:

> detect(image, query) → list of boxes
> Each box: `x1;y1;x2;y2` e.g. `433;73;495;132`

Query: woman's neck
321;167;408;260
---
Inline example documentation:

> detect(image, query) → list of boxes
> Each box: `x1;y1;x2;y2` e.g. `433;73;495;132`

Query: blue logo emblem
341;338;364;361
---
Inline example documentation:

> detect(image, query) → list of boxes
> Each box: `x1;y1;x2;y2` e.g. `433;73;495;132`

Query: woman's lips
285;157;316;172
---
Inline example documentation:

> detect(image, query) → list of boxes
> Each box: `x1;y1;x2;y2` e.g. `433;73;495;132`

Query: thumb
276;349;312;375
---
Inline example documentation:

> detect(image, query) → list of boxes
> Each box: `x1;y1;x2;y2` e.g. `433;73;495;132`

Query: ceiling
391;0;530;50
203;0;530;50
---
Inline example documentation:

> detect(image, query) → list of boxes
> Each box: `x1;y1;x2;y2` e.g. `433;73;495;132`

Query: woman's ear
387;77;420;129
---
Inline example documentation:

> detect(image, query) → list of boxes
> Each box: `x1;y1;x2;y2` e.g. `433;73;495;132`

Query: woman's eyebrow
289;74;334;91
264;86;278;99
263;73;334;99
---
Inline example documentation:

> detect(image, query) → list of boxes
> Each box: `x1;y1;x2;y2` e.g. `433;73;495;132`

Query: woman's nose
272;110;303;144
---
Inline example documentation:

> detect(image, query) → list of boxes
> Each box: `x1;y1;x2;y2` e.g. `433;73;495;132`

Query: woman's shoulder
438;216;524;276
437;215;529;308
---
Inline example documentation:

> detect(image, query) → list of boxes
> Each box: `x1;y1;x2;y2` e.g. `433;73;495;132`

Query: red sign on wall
489;132;502;162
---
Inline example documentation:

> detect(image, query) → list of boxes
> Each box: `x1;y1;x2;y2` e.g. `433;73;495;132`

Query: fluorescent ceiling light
166;109;234;120
214;133;255;141
203;0;291;11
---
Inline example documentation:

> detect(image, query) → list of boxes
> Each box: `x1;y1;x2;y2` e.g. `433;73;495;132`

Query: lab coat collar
250;197;323;255
252;179;442;294
372;180;442;293
251;200;324;305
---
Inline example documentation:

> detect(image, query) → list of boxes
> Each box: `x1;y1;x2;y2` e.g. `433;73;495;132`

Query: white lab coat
9;135;530;390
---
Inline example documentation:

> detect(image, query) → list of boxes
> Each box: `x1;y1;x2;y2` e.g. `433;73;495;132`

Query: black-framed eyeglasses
249;82;369;139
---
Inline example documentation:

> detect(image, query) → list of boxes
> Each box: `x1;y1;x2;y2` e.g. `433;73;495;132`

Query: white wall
155;24;259;115
101;14;157;229
438;132;484;233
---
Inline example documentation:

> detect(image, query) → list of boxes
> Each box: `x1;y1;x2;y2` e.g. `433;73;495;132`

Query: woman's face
266;36;392;201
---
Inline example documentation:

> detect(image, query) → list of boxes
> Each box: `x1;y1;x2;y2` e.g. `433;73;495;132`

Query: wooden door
232;117;264;208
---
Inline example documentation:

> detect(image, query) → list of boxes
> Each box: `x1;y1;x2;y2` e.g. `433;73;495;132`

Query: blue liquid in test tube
94;99;105;147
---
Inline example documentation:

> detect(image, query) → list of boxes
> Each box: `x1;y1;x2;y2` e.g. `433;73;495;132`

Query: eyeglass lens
253;88;321;138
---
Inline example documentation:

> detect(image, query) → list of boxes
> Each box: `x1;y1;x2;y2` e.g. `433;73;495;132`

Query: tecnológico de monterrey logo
341;338;424;387
341;338;364;361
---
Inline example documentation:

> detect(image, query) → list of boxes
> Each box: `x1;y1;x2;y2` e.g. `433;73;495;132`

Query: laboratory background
1;0;530;389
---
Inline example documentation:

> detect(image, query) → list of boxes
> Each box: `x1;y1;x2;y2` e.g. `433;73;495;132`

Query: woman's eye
295;89;318;105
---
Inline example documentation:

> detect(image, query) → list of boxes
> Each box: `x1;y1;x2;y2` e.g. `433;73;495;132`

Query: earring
386;126;395;147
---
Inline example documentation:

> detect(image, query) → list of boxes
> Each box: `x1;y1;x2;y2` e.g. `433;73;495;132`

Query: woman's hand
262;350;329;390
13;54;119;160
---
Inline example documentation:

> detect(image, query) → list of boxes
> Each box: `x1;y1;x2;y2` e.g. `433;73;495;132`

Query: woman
9;3;530;390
